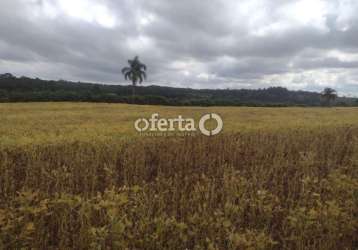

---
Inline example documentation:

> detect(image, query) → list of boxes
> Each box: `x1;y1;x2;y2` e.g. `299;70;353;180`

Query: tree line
0;73;357;107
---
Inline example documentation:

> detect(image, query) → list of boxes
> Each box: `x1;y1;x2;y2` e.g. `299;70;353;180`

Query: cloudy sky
1;0;358;96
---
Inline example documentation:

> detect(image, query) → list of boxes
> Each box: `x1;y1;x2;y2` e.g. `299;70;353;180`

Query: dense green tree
0;89;8;101
121;56;147;97
1;75;357;106
321;88;337;106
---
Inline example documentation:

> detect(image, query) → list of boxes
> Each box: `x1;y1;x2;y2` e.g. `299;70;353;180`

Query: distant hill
0;73;357;106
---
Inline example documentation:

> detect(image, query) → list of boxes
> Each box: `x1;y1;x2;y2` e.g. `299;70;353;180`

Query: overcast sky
1;0;358;96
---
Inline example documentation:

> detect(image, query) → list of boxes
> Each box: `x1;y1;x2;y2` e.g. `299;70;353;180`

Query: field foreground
0;103;357;249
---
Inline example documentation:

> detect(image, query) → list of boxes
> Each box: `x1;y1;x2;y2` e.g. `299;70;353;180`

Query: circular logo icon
198;113;223;136
134;118;150;132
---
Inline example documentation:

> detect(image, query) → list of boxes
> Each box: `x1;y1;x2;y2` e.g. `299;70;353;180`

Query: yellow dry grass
1;102;358;145
0;103;357;249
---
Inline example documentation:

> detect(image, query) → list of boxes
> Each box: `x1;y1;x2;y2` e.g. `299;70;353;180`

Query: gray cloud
0;0;358;96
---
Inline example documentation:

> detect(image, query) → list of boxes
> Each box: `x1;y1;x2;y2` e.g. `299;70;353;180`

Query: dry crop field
0;103;357;249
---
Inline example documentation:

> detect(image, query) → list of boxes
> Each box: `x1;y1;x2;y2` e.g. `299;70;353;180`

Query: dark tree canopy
0;75;357;106
122;56;147;85
121;56;147;97
321;88;337;106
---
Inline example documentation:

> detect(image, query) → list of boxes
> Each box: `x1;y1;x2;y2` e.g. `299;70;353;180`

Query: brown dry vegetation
0;103;357;249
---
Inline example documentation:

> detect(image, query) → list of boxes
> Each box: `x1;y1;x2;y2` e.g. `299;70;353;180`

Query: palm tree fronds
121;56;147;96
321;88;337;106
124;72;132;80
121;67;130;74
139;63;147;71
138;74;143;84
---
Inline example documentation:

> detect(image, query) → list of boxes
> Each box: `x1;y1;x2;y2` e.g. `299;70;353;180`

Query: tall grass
0;126;357;249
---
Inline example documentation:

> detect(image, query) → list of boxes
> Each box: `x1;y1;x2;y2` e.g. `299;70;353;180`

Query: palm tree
321;88;337;106
121;56;147;97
